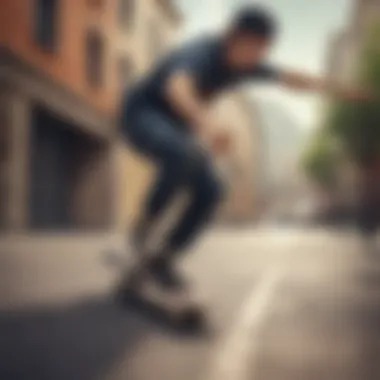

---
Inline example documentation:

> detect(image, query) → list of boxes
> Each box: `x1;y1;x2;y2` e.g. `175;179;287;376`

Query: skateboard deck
103;250;206;331
119;279;204;330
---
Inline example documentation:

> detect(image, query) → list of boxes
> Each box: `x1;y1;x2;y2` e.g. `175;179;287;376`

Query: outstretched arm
278;70;372;102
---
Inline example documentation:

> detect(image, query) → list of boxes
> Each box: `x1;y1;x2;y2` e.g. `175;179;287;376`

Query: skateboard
103;250;206;332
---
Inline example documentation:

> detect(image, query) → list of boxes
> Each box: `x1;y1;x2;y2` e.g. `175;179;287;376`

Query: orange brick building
0;0;120;112
0;0;181;232
0;0;118;231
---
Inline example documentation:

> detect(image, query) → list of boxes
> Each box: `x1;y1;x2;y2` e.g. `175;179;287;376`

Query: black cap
230;5;277;39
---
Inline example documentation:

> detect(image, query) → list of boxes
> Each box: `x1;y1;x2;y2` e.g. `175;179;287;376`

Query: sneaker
131;215;155;252
148;257;187;291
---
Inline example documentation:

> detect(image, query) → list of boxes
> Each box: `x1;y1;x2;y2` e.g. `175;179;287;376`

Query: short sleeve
168;39;213;79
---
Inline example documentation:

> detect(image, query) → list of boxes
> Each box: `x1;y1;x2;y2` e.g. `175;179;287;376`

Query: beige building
351;0;380;39
326;31;357;84
327;0;380;84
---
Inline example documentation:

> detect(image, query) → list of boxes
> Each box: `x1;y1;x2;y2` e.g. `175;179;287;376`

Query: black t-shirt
131;35;280;123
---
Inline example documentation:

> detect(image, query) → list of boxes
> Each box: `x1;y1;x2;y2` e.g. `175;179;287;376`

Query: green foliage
301;19;380;187
329;19;380;166
301;128;340;190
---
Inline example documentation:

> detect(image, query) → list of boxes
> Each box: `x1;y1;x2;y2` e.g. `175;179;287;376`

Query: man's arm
164;71;214;132
278;70;372;102
164;71;231;152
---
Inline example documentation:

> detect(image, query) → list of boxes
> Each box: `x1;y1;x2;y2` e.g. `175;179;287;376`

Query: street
1;227;380;380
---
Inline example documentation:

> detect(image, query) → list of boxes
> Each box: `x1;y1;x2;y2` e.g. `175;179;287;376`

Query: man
121;6;369;290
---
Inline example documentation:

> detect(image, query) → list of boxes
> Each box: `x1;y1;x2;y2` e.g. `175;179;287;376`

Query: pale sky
175;0;354;130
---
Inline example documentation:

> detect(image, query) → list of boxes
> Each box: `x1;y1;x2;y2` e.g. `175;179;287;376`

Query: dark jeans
121;95;224;254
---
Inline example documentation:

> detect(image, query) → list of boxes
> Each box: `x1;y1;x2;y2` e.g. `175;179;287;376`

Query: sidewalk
0;232;126;310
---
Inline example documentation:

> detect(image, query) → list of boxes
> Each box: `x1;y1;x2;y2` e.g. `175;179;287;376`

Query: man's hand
209;129;232;156
279;70;374;103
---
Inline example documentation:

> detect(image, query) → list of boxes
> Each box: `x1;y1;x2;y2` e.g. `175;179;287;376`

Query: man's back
129;34;277;125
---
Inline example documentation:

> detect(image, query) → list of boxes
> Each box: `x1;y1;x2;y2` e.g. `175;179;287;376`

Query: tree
322;18;380;234
330;19;380;167
301;127;340;191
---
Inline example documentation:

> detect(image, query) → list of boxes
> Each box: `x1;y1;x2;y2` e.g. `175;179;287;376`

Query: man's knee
163;142;205;178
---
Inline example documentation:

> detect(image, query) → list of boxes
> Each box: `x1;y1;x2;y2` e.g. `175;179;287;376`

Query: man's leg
133;152;197;250
150;157;224;288
122;106;204;253
167;160;223;252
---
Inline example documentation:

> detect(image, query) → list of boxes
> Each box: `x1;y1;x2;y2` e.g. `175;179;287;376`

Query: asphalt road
0;227;379;380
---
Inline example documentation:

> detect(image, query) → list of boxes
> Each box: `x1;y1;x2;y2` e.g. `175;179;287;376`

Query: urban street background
1;1;380;380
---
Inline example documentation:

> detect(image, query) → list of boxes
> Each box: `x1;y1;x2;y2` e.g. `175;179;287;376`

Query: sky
175;0;354;130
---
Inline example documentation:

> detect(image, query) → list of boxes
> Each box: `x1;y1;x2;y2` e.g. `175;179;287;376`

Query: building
0;0;118;232
351;0;380;41
0;0;182;233
327;0;380;84
326;30;357;84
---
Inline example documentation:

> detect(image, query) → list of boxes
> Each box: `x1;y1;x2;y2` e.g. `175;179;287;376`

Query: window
87;0;104;8
118;56;134;90
118;0;134;29
35;0;58;50
85;30;105;88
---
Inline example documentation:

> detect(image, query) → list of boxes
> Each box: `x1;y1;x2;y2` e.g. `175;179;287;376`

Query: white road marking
204;270;283;380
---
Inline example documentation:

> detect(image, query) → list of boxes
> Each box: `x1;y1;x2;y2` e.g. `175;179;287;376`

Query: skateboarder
120;6;370;290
